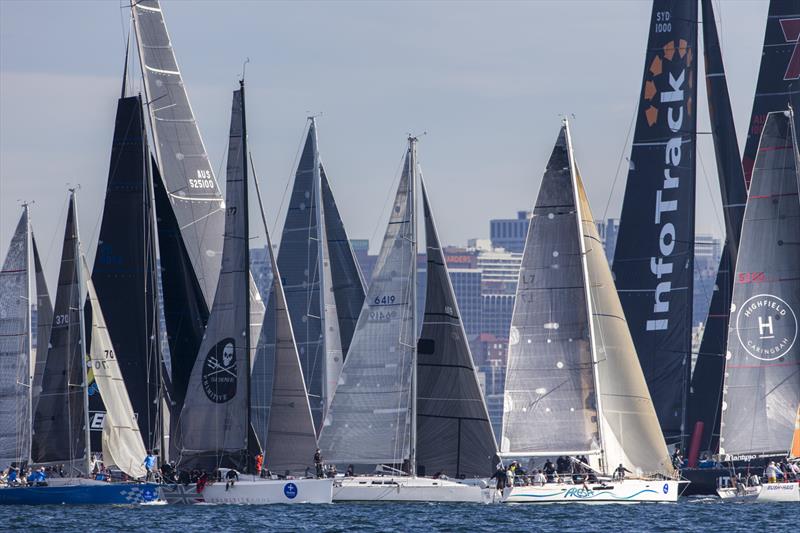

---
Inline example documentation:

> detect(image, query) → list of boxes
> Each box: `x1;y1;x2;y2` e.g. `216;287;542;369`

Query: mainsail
742;0;800;186
686;0;749;453
0;209;31;466
277;119;365;431
32;194;87;470
319;139;417;466
720;110;800;458
131;0;224;305
84;259;147;479
416;180;497;478
501;126;600;458
612;0;698;446
179;85;257;471
92;95;162;451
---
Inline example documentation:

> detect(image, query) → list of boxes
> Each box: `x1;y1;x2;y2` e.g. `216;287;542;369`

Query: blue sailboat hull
0;483;160;505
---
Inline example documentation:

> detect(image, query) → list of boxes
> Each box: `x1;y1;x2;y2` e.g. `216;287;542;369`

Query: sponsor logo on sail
736;294;797;361
640;26;693;332
201;338;238;403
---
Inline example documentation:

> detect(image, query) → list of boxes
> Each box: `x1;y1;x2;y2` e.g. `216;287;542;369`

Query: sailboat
0;205;51;472
500;121;683;503
756;405;800;502
716;110;800;501
276;118;365;433
0;192;159;505
165;81;331;505
319;137;496;503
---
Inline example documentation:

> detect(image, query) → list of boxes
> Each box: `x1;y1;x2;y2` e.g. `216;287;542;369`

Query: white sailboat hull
716;486;760;500
756;482;800;503
162;478;333;505
502;479;683;503
332;476;491;503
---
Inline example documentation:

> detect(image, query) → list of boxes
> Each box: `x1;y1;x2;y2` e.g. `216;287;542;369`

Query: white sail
82;259;147;479
319;141;417;465
320;203;345;416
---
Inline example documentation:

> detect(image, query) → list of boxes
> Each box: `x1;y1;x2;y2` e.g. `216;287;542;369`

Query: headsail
742;0;800;186
612;0;698;446
178;85;255;471
32;195;87;470
319;139;417;466
417;180;497;478
720;110;800;458
30;234;52;415
501;126;600;458
0;209;32;467
131;0;224;305
83;259;147;479
92;95;162;451
687;0;749;454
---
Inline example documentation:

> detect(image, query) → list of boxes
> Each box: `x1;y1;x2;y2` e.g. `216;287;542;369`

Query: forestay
83;259;147;479
319;142;417;465
0;210;31;467
417;181;497;478
501;126;600;458
721;111;800;458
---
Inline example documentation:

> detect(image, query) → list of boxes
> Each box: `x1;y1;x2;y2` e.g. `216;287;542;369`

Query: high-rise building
448;268;482;338
693;233;723;327
489;211;532;253
595;218;620;264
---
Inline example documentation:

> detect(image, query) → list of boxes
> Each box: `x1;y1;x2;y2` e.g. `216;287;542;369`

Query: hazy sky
1;0;768;286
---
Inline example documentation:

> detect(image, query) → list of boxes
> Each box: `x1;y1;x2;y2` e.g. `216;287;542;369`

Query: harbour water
8;499;793;532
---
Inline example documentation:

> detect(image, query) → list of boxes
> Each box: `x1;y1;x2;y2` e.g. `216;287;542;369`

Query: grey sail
720;110;800;458
319;140;417;465
277;121;325;429
132;0;224;305
32;195;86;469
416;181;497;478
0;209;31;466
257;237;318;474
501;126;600;457
320;167;366;367
179;87;253;471
31;234;53;415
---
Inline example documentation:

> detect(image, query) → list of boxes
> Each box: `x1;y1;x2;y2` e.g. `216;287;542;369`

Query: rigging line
42;193;70;281
370;142;410;249
601;95;638;222
272;121;312;237
697;142;725;237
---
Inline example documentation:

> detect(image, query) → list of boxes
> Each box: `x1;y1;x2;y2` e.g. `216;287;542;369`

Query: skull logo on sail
201;337;238;403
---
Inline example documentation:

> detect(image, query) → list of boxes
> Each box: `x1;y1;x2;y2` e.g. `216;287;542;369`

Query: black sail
416;181;497;478
720;111;800;458
612;0;698;446
91;95;161;451
686;0;749;453
742;0;800;187
32;195;86;468
320;167;366;363
31;234;53;415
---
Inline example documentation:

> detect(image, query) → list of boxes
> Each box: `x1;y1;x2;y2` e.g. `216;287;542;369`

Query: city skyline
0;1;767;289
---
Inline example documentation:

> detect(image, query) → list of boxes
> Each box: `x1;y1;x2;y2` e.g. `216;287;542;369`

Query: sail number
655;11;671;33
369;310;397;321
93;350;115;370
374;295;396;305
189;169;215;189
55;314;69;326
738;272;765;284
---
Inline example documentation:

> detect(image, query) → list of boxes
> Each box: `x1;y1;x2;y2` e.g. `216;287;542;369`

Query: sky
0;0;769;286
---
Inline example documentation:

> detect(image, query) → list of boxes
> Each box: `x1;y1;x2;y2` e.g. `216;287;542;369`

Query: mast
70;190;92;475
24;204;34;466
408;136;418;476
240;78;252;470
565;120;607;474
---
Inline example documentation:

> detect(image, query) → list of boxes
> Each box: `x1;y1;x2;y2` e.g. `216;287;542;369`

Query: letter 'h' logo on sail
780;18;800;80
758;315;774;339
